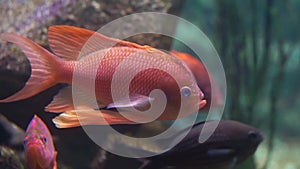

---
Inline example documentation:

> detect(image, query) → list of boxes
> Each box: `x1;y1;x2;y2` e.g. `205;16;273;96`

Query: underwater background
0;0;299;169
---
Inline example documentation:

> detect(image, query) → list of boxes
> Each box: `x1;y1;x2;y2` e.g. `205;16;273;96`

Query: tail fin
0;33;62;102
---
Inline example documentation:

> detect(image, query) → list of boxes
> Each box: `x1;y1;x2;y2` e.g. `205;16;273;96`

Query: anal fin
52;107;137;128
106;94;153;111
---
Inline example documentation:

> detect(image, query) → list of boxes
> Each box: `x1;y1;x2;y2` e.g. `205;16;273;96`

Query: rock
0;146;24;169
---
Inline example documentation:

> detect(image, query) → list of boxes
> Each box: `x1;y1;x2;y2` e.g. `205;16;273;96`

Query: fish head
155;61;206;120
170;54;207;116
24;115;55;169
205;120;264;164
178;81;207;115
229;123;263;162
171;50;224;110
133;49;207;120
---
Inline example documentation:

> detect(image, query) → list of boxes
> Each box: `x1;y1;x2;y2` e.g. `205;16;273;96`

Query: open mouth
25;141;44;149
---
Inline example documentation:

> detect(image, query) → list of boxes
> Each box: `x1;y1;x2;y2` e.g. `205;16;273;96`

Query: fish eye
248;131;258;140
181;86;192;98
40;136;47;143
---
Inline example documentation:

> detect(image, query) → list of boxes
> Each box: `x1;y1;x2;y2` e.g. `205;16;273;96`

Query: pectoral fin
228;156;238;169
207;149;235;157
138;160;164;169
106;95;154;111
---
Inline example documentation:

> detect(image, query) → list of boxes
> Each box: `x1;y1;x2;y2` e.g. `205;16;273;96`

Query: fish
171;50;223;110
135;120;263;169
24;115;57;169
0;25;206;128
0;114;25;148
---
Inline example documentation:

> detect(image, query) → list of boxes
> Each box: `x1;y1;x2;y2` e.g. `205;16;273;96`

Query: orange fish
24;115;57;169
0;26;206;128
171;50;223;110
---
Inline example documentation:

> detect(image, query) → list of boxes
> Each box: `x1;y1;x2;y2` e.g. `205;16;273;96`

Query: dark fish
0;114;25;148
139;120;263;169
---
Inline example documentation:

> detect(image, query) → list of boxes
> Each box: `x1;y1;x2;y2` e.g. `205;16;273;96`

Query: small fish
137;120;263;169
0;25;206;128
24;115;57;169
171;50;223;110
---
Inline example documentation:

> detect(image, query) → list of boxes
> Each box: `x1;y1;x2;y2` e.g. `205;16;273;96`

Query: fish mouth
25;143;44;153
25;140;44;147
25;141;45;155
198;99;207;109
197;90;206;109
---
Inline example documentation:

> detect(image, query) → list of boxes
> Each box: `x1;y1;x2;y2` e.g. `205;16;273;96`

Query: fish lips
198;99;207;109
197;89;207;108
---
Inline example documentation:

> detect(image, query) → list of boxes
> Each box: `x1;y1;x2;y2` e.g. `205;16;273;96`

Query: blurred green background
173;0;299;169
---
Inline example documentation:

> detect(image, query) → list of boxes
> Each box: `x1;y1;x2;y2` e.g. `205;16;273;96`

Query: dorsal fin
47;25;152;60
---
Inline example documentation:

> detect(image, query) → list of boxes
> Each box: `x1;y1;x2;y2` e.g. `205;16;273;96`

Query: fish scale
67;47;188;103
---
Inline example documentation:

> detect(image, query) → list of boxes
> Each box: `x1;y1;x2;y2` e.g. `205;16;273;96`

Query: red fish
24;115;57;169
0;26;206;128
171;50;223;110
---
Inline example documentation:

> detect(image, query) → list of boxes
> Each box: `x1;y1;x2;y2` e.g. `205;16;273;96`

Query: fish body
24;115;57;169
139;120;263;169
0;26;206;128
